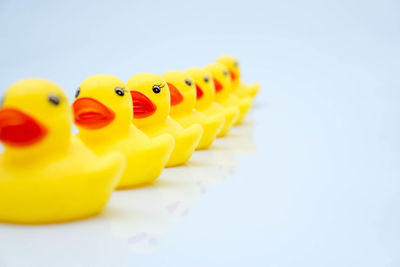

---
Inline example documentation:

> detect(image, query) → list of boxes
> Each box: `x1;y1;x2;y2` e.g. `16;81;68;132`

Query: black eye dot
48;94;60;106
75;87;80;98
152;85;161;94
115;87;125;96
0;96;4;107
234;61;239;67
203;76;209;83
185;79;192;86
223;70;229;76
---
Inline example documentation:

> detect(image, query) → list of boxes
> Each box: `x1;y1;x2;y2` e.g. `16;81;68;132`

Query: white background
0;0;399;266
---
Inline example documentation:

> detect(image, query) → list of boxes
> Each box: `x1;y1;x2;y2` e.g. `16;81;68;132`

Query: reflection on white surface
0;118;255;264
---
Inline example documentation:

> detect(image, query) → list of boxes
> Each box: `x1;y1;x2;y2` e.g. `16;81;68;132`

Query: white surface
0;0;400;266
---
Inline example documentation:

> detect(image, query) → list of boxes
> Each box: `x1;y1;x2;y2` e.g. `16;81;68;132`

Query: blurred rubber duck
161;70;224;149
126;73;203;167
73;74;174;189
206;63;252;125
217;55;259;98
0;79;125;224
186;67;238;137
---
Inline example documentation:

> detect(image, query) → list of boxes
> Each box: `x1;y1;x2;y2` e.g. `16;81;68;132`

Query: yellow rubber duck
206;63;252;125
73;74;174;189
0;79;125;224
161;70;224;150
126;73;203;167
186;67;239;137
216;55;260;98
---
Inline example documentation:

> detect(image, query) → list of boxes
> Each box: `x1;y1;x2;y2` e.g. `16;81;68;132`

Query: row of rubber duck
0;56;259;224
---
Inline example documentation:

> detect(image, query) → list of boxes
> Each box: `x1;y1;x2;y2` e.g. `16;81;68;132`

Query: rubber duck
186;67;239;137
73;74;174;189
126;73;203;167
161;70;224;149
206;63;252;125
0;79;125;224
216;55;260;98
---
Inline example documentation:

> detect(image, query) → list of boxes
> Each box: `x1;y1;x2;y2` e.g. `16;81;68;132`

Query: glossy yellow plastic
0;79;125;224
186;67;239;137
216;55;260;98
127;73;203;167
205;63;252;125
161;70;224;150
74;75;174;189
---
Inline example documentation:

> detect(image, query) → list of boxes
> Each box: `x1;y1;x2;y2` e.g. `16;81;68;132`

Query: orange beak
229;70;237;81
73;97;115;129
0;108;47;147
167;83;184;106
130;91;157;118
195;84;204;99
213;78;223;93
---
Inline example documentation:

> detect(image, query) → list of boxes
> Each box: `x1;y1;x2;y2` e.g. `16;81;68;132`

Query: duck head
0;79;71;157
216;55;241;87
185;67;215;110
205;63;232;102
126;73;170;129
161;70;196;116
73;74;131;140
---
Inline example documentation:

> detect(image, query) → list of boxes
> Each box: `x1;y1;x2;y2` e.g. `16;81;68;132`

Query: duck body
172;109;223;149
0;136;124;224
139;116;202;166
236;82;260;98
74;75;174;189
0;79;125;224
77;125;173;189
186;67;238;137
202;102;238;137
206;63;252;125
127;73;203;167
221;93;252;125
162;70;224;149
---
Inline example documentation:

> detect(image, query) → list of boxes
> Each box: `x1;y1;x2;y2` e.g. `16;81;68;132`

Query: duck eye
0;96;4;107
223;70;229;76
152;85;161;94
234;61;239;67
115;87;125;96
185;79;192;86
203;76;209;83
75;87;80;98
48;94;60;105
